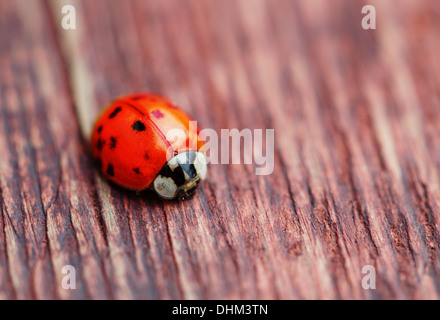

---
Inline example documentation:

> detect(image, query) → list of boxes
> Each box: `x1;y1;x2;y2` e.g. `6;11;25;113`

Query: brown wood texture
1;0;440;299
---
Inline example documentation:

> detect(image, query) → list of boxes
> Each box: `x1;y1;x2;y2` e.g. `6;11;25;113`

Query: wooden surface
1;0;440;299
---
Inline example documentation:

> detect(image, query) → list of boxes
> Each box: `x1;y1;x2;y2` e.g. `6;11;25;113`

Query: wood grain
1;0;440;299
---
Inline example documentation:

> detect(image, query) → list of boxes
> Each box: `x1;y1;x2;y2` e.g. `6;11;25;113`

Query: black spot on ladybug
144;153;150;160
133;168;140;174
109;137;117;149
109;107;122;119
132;121;146;132
97;138;104;151
107;164;114;177
97;125;103;133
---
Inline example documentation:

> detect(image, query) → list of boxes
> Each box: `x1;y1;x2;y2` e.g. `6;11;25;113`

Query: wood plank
0;0;439;299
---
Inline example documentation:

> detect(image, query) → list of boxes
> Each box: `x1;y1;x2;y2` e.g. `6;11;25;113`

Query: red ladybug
91;93;207;200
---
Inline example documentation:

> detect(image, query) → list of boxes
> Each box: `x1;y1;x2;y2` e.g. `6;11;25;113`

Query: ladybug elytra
91;93;207;200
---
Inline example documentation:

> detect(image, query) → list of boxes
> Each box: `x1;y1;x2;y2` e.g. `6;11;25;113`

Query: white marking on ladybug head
167;156;180;170
194;152;207;180
153;175;178;200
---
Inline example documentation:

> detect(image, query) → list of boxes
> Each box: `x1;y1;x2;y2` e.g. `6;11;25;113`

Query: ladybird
91;93;207;200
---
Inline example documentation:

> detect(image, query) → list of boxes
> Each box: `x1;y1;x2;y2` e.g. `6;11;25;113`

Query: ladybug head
153;151;208;200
